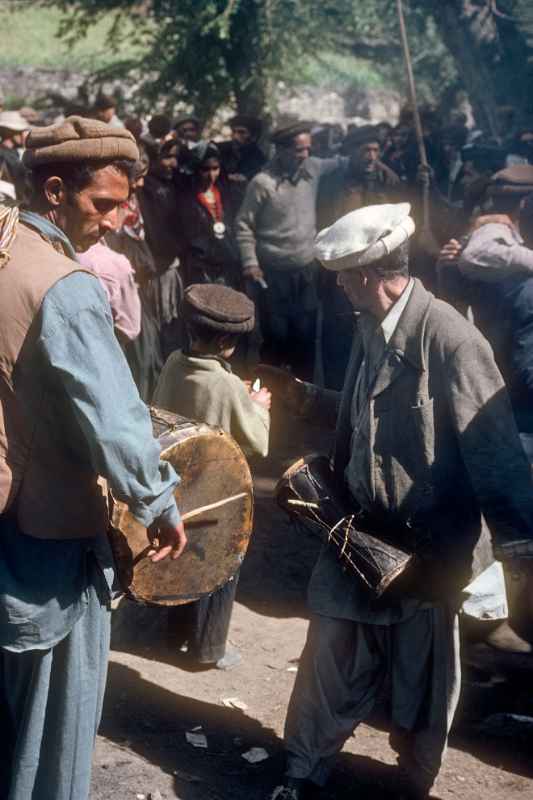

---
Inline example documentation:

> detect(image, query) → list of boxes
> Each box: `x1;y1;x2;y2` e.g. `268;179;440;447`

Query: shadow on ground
99;662;433;800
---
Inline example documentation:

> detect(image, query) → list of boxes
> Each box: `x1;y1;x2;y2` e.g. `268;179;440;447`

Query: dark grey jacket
309;279;533;621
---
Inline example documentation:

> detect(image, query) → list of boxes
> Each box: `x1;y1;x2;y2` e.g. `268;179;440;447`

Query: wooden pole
396;0;431;232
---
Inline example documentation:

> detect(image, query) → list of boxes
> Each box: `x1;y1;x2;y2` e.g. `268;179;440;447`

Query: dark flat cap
487;164;533;196
461;143;505;172
182;284;255;333
229;115;262;137
342;125;380;153
173;114;200;130
271;121;312;146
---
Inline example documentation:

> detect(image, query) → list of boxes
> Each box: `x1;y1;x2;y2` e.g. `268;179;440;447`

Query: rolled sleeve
459;224;533;282
39;272;180;528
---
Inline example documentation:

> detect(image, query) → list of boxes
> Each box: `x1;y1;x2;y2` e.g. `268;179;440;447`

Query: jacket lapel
371;278;432;398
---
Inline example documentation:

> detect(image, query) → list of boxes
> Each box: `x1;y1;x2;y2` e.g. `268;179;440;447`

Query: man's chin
75;235;101;253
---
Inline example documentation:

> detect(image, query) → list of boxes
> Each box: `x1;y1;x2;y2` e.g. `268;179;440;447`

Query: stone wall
0;65;401;129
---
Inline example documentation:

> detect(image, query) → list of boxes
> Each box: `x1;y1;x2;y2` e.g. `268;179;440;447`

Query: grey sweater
235;156;343;270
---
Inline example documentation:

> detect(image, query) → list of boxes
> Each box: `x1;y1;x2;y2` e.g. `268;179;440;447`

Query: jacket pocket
410;398;435;468
372;398;435;514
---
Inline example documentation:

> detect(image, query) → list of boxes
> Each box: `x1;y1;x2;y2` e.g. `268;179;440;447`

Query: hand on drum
148;519;187;562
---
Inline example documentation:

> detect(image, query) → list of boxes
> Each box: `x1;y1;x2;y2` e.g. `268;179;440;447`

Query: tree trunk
431;0;530;135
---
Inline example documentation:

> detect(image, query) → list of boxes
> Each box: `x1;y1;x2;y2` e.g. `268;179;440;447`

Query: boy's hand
251;386;272;410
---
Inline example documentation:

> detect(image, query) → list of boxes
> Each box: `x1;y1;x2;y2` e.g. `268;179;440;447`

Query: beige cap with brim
0;110;28;132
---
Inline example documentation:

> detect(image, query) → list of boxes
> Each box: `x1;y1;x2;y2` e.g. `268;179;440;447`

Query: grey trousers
284;607;460;790
0;575;111;800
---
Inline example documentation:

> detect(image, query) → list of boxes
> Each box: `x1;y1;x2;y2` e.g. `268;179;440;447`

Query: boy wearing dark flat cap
154;283;271;668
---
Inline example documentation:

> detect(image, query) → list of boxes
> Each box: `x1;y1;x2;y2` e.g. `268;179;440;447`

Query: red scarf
197;184;223;222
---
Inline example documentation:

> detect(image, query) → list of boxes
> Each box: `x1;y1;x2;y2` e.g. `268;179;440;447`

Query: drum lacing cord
328;514;355;559
328;514;371;588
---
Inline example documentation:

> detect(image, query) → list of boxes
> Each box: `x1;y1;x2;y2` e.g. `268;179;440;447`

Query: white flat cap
314;202;416;271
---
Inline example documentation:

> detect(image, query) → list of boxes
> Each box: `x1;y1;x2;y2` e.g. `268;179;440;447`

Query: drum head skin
110;410;253;606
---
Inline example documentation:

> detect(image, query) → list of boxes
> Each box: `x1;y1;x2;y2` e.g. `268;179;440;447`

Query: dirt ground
91;406;533;800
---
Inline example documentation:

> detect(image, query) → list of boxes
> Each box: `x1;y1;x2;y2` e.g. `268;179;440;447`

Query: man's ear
360;267;371;287
217;333;232;349
43;176;67;208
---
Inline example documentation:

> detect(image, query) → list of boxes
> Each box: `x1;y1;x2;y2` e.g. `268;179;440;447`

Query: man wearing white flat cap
270;203;533;800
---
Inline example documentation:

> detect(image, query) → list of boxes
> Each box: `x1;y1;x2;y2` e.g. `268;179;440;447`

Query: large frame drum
109;408;254;606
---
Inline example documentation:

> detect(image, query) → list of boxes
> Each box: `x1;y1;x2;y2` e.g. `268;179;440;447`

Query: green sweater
153;350;270;457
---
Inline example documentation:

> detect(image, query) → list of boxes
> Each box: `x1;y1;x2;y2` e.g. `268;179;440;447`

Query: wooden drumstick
287;499;321;510
181;492;247;523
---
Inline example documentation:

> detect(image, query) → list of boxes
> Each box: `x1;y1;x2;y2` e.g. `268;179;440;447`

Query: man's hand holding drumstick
148;519;187;563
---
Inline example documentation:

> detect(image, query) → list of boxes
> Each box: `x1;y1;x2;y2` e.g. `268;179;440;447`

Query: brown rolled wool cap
182;284;255;334
22;115;139;168
487;164;533;196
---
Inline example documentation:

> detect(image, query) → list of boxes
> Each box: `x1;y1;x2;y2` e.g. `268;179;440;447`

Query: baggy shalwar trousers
0;575;111;800
284;606;461;791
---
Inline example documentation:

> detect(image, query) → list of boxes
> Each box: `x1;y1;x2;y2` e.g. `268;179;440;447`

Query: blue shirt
0;271;180;652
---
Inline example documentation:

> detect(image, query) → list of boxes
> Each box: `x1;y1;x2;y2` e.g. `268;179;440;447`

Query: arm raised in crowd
459;221;533;282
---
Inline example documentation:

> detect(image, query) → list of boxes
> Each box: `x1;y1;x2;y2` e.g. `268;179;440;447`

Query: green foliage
0;1;146;70
4;0;530;125
37;0;458;119
298;53;389;93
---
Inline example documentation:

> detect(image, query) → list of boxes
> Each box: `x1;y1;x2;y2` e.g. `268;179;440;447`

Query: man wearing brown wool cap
0;116;186;800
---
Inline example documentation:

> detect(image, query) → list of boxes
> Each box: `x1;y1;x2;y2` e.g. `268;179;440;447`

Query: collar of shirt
268;157;313;186
380;277;415;343
19;209;78;261
183;349;233;373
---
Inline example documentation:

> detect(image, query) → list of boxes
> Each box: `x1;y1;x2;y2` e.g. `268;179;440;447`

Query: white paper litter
222;697;248;711
185;731;208;748
242;747;269;764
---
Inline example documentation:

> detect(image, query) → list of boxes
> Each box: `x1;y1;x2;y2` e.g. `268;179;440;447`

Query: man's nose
101;206;119;232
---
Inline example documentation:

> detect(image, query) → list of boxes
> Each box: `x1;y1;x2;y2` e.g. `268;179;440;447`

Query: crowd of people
1;87;533;800
3;93;533;400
